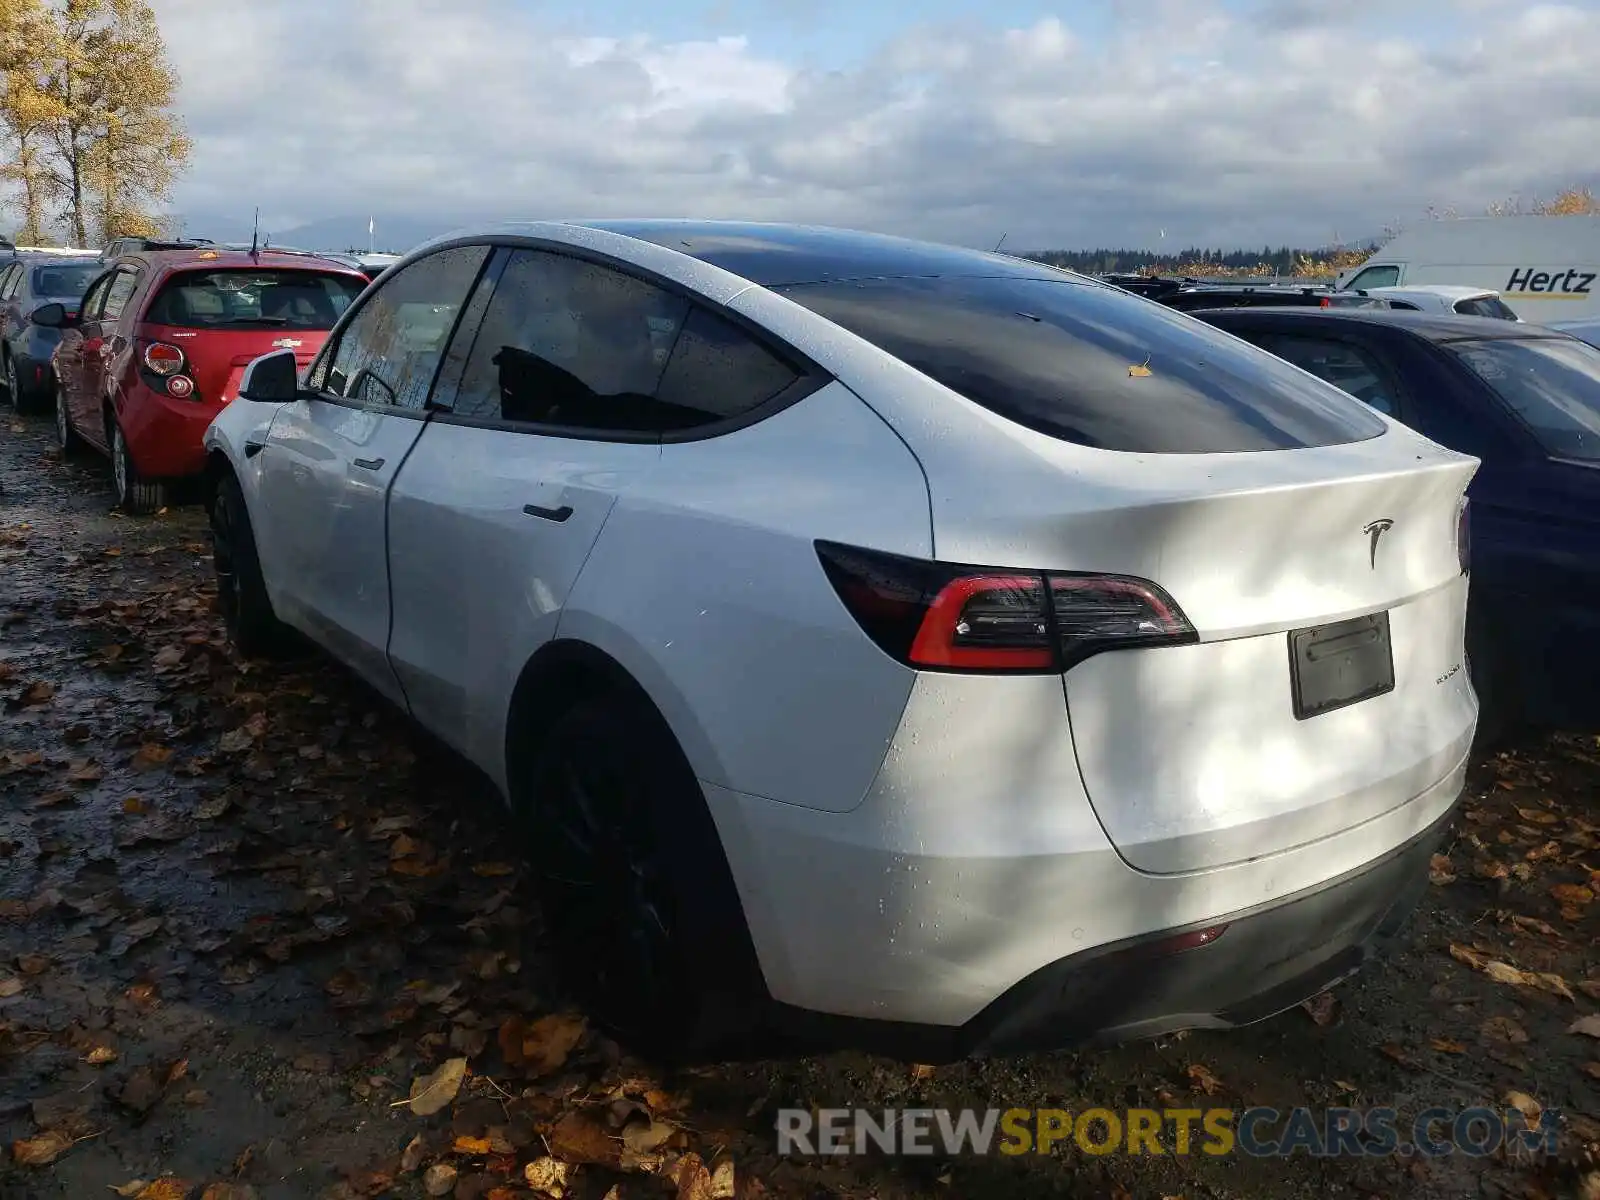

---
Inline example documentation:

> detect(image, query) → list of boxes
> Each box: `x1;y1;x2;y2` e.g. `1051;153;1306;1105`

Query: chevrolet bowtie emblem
271;337;302;349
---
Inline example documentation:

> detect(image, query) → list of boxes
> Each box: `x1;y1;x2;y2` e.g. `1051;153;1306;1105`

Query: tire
110;418;166;515
210;469;294;659
54;384;86;456
2;353;15;410
519;692;769;1061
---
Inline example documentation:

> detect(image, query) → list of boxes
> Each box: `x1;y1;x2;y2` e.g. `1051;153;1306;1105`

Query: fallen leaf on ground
1301;992;1339;1026
400;1135;428;1172
18;680;55;706
16;953;51;975
1571;1015;1600;1039
0;976;22;997
131;744;173;771
523;1158;574;1196
111;1182;151;1197
503;1012;586;1076
85;1044;118;1065
12;1130;74;1166
423;1164;457;1197
672;1153;714;1200
1553;884;1595;908
199;1185;260;1200
1185;1063;1223;1095
1584;1063;1600;1080
1430;1037;1466;1054
1380;1043;1420;1070
547;1111;621;1167
453;1135;492;1155
1505;1090;1543;1123
401;1057;467;1116
471;862;515;877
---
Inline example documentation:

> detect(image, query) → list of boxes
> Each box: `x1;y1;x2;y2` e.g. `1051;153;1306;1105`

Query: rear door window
144;270;366;330
1253;335;1402;417
775;275;1387;453
99;269;140;323
441;248;802;434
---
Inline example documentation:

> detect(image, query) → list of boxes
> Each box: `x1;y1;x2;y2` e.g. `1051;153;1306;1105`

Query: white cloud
145;0;1600;250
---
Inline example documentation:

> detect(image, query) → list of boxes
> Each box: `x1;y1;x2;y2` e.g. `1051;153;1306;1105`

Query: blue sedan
1192;305;1600;746
0;254;102;411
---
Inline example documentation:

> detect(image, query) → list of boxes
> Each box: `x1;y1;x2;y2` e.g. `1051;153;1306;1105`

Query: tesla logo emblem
271;338;302;348
1362;518;1395;569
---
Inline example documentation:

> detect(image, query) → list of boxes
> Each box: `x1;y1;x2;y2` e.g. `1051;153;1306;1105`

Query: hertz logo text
1504;268;1596;295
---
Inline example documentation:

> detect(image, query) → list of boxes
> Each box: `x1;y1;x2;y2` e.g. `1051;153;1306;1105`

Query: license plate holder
1289;612;1395;721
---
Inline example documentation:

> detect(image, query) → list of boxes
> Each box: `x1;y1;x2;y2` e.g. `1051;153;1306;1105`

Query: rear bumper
116;385;224;478
704;669;1469;1041
770;798;1455;1062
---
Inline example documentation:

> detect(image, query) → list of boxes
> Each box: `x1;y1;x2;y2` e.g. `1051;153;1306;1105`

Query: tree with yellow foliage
0;0;189;245
1485;186;1599;217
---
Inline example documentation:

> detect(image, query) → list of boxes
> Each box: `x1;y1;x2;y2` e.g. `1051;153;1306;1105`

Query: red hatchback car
41;248;369;511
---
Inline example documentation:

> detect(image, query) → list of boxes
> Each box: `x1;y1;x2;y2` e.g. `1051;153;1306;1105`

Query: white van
1335;215;1600;322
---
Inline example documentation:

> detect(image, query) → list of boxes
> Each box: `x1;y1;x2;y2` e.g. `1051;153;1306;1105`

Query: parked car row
13;219;1597;1063
2;243;370;510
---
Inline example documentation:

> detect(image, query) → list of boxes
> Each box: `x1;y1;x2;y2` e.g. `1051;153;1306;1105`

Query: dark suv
99;237;214;262
1102;275;1392;312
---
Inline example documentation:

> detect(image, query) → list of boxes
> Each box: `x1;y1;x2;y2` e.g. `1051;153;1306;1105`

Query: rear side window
1448;336;1600;461
144;270;365;330
654;306;800;422
776;276;1388;453
1454;296;1519;321
1254;336;1400;416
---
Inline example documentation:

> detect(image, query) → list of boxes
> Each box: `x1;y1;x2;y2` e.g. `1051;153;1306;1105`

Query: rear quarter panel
552;380;934;813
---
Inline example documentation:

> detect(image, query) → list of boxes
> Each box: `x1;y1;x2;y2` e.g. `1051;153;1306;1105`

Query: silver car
201;221;1478;1060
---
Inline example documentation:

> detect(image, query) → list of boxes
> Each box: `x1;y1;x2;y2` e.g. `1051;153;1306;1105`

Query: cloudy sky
147;0;1600;252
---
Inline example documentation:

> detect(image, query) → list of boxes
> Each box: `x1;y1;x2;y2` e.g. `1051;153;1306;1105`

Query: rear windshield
31;264;99;298
144;269;365;330
775;275;1388;453
1453;296;1520;321
1449;336;1600;461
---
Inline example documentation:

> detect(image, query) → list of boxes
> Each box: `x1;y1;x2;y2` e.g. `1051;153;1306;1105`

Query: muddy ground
2;409;1600;1200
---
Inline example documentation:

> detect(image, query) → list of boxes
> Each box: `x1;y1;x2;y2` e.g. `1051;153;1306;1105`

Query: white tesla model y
202;221;1478;1060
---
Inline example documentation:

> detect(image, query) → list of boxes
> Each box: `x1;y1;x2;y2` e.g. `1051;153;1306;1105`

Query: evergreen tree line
1022;243;1379;276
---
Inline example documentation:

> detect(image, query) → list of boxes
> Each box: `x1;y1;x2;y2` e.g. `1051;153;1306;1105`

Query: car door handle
352;457;385;470
523;503;573;523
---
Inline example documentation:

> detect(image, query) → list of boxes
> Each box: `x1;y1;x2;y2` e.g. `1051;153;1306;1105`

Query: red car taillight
143;341;185;376
815;541;1197;674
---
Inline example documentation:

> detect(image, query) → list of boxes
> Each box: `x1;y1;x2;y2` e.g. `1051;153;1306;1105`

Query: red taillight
815;541;1197;674
1320;297;1332;307
143;341;184;376
1457;499;1471;575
